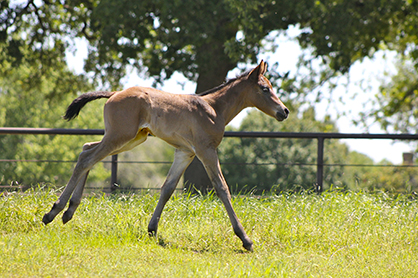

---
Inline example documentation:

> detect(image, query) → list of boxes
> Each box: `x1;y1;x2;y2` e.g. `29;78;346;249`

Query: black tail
64;91;115;121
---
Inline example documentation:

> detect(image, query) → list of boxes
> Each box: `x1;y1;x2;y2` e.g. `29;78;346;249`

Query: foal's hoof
148;229;157;237
42;213;53;225
243;241;254;252
62;211;73;224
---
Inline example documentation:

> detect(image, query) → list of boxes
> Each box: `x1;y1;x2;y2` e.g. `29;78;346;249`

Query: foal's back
104;86;221;150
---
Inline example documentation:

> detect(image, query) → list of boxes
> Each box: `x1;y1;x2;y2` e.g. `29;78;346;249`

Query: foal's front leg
148;149;195;236
198;149;254;251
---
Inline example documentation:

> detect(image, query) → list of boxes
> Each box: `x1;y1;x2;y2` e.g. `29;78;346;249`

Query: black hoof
148;229;157;237
42;213;52;225
62;211;72;224
243;241;254;252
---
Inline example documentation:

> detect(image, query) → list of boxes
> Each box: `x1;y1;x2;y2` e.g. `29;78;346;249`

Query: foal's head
244;61;289;121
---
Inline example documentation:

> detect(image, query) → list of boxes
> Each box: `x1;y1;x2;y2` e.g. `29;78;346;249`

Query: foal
42;61;289;251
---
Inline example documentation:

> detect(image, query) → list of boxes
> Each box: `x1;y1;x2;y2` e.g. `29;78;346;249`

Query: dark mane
197;70;251;96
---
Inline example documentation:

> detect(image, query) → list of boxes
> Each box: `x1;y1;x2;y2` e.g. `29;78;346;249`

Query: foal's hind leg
43;127;150;225
61;171;89;224
61;142;99;224
42;140;119;225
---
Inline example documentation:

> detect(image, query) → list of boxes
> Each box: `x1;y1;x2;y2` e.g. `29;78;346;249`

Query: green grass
0;189;417;277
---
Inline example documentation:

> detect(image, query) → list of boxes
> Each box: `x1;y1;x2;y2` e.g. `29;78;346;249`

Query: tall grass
0;188;417;277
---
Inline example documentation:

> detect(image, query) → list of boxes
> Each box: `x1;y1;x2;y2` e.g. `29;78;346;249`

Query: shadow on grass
153;235;251;254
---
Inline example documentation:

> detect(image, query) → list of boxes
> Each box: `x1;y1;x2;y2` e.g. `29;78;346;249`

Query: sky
65;29;414;165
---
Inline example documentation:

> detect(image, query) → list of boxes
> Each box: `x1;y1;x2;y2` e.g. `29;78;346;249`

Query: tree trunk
183;41;236;194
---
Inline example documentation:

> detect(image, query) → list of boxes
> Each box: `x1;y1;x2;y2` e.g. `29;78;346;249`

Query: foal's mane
197;70;250;96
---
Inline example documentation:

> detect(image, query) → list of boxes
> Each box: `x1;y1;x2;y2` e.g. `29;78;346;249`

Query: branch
81;22;94;41
1;0;34;30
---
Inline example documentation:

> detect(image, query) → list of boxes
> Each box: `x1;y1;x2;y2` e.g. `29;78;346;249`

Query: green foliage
116;138;176;189
0;42;175;190
219;108;418;193
352;162;418;194
2;0;418;190
371;58;418;133
330;149;418;194
0;51;110;187
2;1;412;87
0;190;417;277
219;108;348;192
298;0;405;72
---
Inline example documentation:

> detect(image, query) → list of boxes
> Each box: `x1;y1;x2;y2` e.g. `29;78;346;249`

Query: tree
218;107;350;193
369;59;418;134
0;45;110;187
116;138;175;190
218;107;418;194
3;1;412;91
352;158;418;194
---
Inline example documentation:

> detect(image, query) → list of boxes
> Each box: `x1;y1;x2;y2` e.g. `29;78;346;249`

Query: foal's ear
248;60;268;82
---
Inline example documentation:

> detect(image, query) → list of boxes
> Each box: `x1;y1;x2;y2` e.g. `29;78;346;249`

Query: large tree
3;1;417;123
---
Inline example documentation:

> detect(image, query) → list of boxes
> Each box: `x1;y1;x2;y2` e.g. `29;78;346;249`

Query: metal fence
1;127;417;192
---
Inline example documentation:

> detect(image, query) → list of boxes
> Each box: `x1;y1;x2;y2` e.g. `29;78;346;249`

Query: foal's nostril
276;109;289;121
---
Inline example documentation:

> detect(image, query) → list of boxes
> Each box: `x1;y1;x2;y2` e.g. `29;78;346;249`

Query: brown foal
42;60;289;251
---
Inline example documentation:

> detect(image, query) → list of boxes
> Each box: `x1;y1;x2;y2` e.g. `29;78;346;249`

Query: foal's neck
201;80;249;126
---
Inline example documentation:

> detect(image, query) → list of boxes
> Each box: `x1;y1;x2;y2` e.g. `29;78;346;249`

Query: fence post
316;137;324;193
111;154;118;192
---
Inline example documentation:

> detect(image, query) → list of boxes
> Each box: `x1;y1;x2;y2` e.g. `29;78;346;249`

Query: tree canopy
1;1;415;85
371;59;418;133
3;0;418;133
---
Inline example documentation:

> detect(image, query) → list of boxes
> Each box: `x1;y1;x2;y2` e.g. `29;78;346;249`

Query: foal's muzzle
276;107;290;121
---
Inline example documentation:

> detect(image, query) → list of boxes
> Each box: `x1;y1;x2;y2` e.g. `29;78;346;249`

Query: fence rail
1;127;417;192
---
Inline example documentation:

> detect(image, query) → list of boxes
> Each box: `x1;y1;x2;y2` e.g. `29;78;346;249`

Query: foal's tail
64;91;116;121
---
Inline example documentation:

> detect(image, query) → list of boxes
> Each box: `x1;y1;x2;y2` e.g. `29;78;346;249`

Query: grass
0;188;417;277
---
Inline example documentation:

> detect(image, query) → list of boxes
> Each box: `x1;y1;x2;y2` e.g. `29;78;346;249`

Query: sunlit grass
0;189;417;277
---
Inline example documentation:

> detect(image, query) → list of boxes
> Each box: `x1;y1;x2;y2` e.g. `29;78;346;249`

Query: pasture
0;189;417;277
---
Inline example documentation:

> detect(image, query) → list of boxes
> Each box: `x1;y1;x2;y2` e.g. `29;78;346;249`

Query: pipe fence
1;127;417;192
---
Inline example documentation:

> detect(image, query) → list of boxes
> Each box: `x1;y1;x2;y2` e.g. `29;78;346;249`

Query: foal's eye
261;86;270;93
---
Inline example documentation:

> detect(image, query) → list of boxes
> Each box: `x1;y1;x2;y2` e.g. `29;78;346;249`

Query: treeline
1;57;416;193
219;109;418;194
